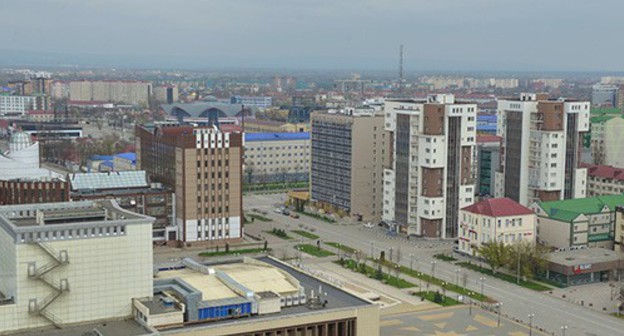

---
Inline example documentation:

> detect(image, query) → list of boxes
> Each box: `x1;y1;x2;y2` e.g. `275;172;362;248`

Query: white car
273;208;282;214
363;222;374;228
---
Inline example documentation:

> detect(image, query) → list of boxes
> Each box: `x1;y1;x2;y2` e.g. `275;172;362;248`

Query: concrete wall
1;223;153;334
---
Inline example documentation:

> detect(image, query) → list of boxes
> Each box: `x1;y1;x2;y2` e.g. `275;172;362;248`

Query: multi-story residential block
153;84;179;104
0;96;34;116
591;84;618;108
310;108;386;222
244;132;310;185
476;135;501;197
68;80;152;106
231;95;272;108
531;195;624;249
583;164;624;196
495;94;590;206
136;123;243;243
69;171;175;242
0;200;154;334
458;198;536;256
590;114;624;167
383;94;477;238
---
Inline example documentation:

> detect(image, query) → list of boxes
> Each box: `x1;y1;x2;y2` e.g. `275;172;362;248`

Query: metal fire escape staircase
28;241;70;328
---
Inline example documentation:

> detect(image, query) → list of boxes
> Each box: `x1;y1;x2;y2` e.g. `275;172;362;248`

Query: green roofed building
530;195;624;249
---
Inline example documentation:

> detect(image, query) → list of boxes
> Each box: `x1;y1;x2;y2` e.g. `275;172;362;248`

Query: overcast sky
0;0;622;71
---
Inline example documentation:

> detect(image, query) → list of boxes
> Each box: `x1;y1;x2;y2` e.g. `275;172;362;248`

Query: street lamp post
431;261;437;279
369;240;374;258
468;291;474;315
409;254;416;272
561;325;568;336
528;313;535;336
496;302;502;327
455;268;460;286
479;277;486;298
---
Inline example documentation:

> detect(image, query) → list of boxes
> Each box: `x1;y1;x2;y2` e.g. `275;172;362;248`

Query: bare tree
396;246;402;264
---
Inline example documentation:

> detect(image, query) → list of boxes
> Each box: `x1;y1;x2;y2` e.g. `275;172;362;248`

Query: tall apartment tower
310;108;386;222
383;94;477;238
495;93;589;206
136;123;243;243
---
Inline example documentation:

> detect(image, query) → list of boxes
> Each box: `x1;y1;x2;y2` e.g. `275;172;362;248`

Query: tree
507;242;549;280
395;246;402;264
478;241;510;274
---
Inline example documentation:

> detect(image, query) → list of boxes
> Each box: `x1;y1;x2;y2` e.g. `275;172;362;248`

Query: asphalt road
244;193;624;336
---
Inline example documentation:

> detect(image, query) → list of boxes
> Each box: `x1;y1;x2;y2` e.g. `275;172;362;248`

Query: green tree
478;241;510;274
507;242;549;280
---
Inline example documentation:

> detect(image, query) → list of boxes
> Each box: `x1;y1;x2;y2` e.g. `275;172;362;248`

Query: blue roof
90;155;114;161
245;132;310;142
101;161;114;168
114;152;136;162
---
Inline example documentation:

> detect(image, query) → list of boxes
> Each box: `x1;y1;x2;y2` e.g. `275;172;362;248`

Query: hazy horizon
1;0;622;72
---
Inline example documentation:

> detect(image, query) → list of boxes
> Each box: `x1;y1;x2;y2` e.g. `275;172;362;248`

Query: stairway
28;242;70;328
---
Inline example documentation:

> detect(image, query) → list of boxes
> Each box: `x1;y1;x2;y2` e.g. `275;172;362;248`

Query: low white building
0;96;34;116
458;197;536;256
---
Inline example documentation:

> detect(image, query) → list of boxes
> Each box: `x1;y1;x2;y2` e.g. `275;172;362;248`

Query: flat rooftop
549;248;621;266
0;200;152;237
158;257;372;332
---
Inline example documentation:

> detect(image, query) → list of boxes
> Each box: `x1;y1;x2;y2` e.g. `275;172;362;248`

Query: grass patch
456;262;551;291
244;181;309;192
433;253;457;262
291;230;319;240
296;210;336;223
325;242;357;254
264;228;292;240
199;248;270;257
374;259;490;302
412;291;462;306
337;258;415;289
296;244;335;257
247;214;273;222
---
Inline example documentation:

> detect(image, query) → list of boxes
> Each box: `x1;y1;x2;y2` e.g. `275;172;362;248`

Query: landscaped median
295;210;336;223
324;242;358;254
199;247;270;257
336;258;416;289
247;213;273;222
411;291;462;306
456;262;552;291
264;228;293;240
295;244;335;257
291;230;319;240
373;259;492;302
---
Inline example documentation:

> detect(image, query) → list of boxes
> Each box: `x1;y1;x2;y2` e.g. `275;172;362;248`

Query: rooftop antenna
399;44;404;84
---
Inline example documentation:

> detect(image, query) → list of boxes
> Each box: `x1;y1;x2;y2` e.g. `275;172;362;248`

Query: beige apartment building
244;132;310;184
136;123;243;243
590;115;624;167
383;94;477;238
458;198;536;256
69;80;152;106
310;108;386;222
583;164;624;197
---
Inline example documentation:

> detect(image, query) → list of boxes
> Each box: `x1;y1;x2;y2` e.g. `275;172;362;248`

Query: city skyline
1;0;623;72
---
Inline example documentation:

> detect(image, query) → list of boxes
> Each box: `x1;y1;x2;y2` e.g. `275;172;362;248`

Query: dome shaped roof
9;131;32;153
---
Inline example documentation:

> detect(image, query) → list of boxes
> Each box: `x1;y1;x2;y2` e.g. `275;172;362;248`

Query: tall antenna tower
399;44;404;83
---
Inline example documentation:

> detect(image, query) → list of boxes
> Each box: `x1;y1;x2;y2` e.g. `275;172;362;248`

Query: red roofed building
458;197;536;256
583;163;624;197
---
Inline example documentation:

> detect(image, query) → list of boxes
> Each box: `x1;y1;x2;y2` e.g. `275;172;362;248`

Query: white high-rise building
0;96;34;116
495;93;590;206
383;94;477;238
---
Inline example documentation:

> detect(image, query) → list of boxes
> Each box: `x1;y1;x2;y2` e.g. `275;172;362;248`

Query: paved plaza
381;306;549;336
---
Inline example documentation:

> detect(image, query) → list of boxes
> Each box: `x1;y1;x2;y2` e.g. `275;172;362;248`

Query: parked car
363;222;374;228
281;209;290;216
273;208;282;214
290;213;300;219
